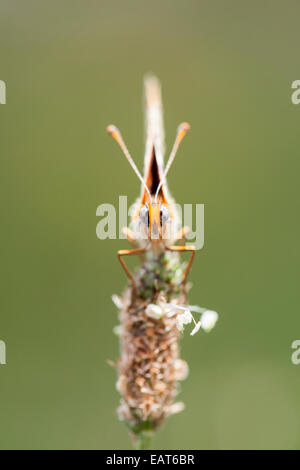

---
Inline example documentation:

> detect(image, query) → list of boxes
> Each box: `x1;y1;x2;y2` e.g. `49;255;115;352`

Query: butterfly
107;75;195;293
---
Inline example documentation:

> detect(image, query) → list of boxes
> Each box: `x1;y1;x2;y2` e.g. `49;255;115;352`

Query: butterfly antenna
107;125;151;201
154;122;190;202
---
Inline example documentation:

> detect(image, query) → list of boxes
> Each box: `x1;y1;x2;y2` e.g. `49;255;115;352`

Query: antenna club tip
106;124;119;136
178;122;191;134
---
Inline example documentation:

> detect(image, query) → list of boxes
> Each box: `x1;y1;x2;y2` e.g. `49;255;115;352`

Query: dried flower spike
107;76;218;448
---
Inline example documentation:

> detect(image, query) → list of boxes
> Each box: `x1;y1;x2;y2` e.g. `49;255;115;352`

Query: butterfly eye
160;205;169;226
139;205;149;227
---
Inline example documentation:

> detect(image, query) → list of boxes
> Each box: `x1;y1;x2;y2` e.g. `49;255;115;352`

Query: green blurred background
1;0;300;449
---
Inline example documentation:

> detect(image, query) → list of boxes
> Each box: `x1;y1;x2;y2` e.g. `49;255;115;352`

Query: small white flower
176;310;193;331
167;401;185;415
190;320;201;336
181;310;193;324
112;294;122;309
116;375;126;393
174;359;189;380
188;305;204;313
176;316;185;332
201;310;218;332
145;304;163;320
143;299;218;336
113;325;122;336
164;303;185;317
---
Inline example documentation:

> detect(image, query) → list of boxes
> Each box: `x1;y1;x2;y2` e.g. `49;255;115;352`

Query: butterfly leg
166;245;196;285
118;247;147;289
122;227;146;262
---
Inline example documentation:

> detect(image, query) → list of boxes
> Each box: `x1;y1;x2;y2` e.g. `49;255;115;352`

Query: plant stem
135;430;153;450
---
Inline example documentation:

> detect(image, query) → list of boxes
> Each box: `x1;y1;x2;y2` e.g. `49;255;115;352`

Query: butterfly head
106;121;190;245
139;202;170;243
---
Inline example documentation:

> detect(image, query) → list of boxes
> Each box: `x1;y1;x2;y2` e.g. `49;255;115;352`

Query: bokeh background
1;0;300;450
